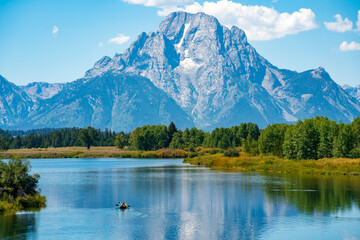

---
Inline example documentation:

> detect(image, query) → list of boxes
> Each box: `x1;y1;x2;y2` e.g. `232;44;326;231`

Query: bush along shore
0;158;46;215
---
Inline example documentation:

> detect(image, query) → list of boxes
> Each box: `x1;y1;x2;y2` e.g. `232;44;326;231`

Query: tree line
0;116;359;160
0;127;117;149
125;117;360;159
258;116;360;159
120;122;260;151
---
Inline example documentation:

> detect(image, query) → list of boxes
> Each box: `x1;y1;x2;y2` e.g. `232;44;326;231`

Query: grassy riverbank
2;146;360;176
0;147;189;159
184;150;360;176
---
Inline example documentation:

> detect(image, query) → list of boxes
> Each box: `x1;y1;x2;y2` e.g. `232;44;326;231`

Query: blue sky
0;0;359;86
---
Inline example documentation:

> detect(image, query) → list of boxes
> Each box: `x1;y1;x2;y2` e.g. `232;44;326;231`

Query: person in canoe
120;202;127;208
116;202;129;209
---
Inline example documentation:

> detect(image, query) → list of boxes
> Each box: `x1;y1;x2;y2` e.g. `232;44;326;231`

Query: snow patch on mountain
280;106;298;122
175;23;190;49
301;94;313;101
179;58;203;70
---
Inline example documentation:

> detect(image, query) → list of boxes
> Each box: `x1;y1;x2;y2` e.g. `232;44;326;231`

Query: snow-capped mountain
0;12;359;131
85;12;360;129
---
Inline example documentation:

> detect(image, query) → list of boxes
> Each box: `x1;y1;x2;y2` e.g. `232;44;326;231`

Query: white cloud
98;42;104;47
356;10;360;31
123;0;193;7
324;14;353;32
156;0;317;41
108;34;130;45
339;41;360;51
52;25;59;35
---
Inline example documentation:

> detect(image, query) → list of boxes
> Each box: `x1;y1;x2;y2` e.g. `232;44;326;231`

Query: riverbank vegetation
0;147;189;159
184;151;360;176
126;117;360;160
0;158;46;214
0;116;359;163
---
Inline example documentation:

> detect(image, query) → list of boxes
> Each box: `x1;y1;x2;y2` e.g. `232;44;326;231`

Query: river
1;158;359;239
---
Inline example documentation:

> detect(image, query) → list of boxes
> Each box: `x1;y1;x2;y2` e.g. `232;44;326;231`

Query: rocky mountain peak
158;12;223;40
80;11;360;129
94;56;111;68
158;11;248;48
311;67;328;79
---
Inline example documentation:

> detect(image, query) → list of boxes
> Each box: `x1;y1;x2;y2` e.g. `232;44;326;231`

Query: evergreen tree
0;137;9;151
168;122;177;142
10;135;22;149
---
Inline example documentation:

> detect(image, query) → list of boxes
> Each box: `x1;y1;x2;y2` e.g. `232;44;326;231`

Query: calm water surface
1;158;360;240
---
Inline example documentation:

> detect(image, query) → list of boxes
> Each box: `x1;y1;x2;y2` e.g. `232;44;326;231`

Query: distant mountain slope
0;12;359;131
22;73;193;132
20;82;67;100
342;84;360;102
268;68;360;122
0;75;35;127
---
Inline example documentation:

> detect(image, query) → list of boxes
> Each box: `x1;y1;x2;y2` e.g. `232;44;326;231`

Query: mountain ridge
0;11;359;131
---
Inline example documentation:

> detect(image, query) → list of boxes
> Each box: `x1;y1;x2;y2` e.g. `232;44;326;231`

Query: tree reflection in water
0;212;37;239
264;175;360;214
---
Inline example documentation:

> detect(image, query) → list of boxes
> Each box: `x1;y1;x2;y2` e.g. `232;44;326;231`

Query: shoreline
0;147;188;159
1;147;360;176
184;153;360;176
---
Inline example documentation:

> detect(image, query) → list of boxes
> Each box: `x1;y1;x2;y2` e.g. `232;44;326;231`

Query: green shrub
210;149;220;154
224;148;240;157
188;145;196;152
0;157;46;214
16;194;46;209
188;152;198;158
350;147;360;158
